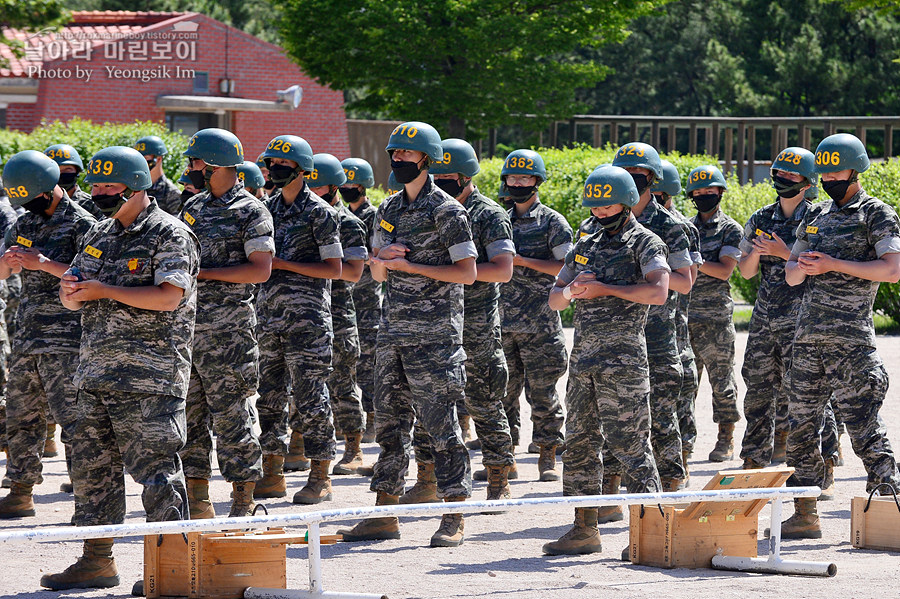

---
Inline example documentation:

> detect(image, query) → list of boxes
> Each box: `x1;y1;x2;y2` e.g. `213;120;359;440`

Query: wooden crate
627;467;793;569
145;529;341;599
851;492;900;552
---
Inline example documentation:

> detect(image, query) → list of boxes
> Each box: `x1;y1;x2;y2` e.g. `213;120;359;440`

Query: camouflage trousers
563;360;661;496
740;314;794;465
677;346;699;456
180;328;262;482
256;328;336;461
371;343;471;498
5;352;79;485
688;319;740;424
71;388;187;526
357;327;378;414
327;330;364;434
501;330;567;448
787;343;899;492
415;333;514;467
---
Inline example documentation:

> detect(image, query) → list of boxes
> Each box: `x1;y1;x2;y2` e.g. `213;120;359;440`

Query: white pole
711;554;837;577
308;521;323;594
243;588;387;599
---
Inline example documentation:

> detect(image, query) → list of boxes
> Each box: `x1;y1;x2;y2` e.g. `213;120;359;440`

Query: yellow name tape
755;228;771;239
15;236;32;248
85;245;102;258
184;212;196;226
574;254;588;265
579;231;588;238
806;226;818;234
380;219;394;233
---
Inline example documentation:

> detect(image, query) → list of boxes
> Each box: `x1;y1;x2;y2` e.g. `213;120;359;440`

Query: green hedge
0;118;189;190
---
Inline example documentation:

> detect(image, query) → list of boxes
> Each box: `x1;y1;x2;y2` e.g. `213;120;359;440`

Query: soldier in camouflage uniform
237;160;268;200
0;151;96;519
0;191;16;485
543;165;668;556
781;134;900;539
738;147;816;472
686;165;743;462
45;144;105;222
178;129;273;519
651;161;703;478
409;139;515;506
306;153;369;476
499;149;572;482
339;122;476;548
136;135;183;216
254;135;341;506
43;145;199;590
341;158;381;443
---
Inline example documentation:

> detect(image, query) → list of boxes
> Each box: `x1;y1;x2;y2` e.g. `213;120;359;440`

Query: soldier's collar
46;192;73;225
400;175;435;209
636;198;657;223
831;189;867;213
209;182;245;206
511;195;542;220
121;197;158;233
774;198;810;222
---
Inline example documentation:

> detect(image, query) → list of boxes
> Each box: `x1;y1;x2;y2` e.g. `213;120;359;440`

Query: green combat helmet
237;161;266;189
340;158;375;188
685;164;727;194
307;153;348;187
814;133;870;174
256;153;267;171
178;168;192;186
386;171;402;195
612;142;663;181
771;147;818;200
385;121;443;162
651;160;682;197
184;128;244;167
2;150;60;206
500;149;547;183
583;164;640;208
135;135;168;157
84;146;153;190
431;139;480;177
261;135;314;188
44;144;85;171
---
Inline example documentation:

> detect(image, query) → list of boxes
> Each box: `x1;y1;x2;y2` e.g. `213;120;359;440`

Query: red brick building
0;11;349;158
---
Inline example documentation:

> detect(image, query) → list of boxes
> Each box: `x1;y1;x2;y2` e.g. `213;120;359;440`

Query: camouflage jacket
68;187;106;220
350;199;382;327
3;194;96;354
500;196;573;334
792;189;900;347
463;188;515;338
0;198;17;312
740;198;812;321
559;215;670;369
689;207;743;322
70;199;200;398
258;186;342;334
332;202;368;336
180;182;274;331
636;200;692;324
149;174;184;216
372;176;477;347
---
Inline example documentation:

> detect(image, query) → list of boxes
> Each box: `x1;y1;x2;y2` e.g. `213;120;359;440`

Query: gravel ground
2;330;899;599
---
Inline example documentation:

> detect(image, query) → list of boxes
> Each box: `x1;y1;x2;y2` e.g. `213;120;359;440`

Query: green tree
0;0;69;68
275;1;668;139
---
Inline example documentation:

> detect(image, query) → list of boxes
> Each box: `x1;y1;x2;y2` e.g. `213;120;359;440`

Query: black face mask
822;177;854;202
187;169;206;190
146;158;159;171
180;189;195;204
692;193;720;214
203;165;216;185
339;187;362;204
264;180;276;191
319;188;337;204
597;209;629;233
92;193;126;216
23;194;53;219
653;193;667;206
772;174;807;199
435;177;465;198
390;159;422;184
268;163;298;188
630;173;650;196
507;185;537;203
58;172;78;188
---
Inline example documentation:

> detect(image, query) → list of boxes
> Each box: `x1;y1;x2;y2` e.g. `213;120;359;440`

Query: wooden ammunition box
627;467;793;569
851;493;900;552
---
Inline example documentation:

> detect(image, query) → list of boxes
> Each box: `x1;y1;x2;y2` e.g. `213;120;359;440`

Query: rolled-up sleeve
486;238;516;260
720;245;742;262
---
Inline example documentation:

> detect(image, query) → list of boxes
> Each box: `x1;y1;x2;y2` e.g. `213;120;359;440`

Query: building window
165;112;219;137
193;71;209;94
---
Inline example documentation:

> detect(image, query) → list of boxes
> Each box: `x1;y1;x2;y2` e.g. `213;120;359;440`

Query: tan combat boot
778;497;821;539
0;482;35;518
293;460;333;504
538;445;560;482
399;461;439;504
772;429;788;463
474;460;518;481
284;430;310;472
743;458;767;470
597;474;623;523
44;422;59;458
430;496;466;547
338;491;401;541
362;411;376;443
229;481;256;517
482;465;511;515
186;478;215;519
40;538;119;590
254;454;287;499
542;508;602;555
819;457;835;501
708;423;735;462
333;433;365;475
661;477;684;492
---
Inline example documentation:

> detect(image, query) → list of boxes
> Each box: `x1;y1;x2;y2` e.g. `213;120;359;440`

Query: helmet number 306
815;151;841;166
